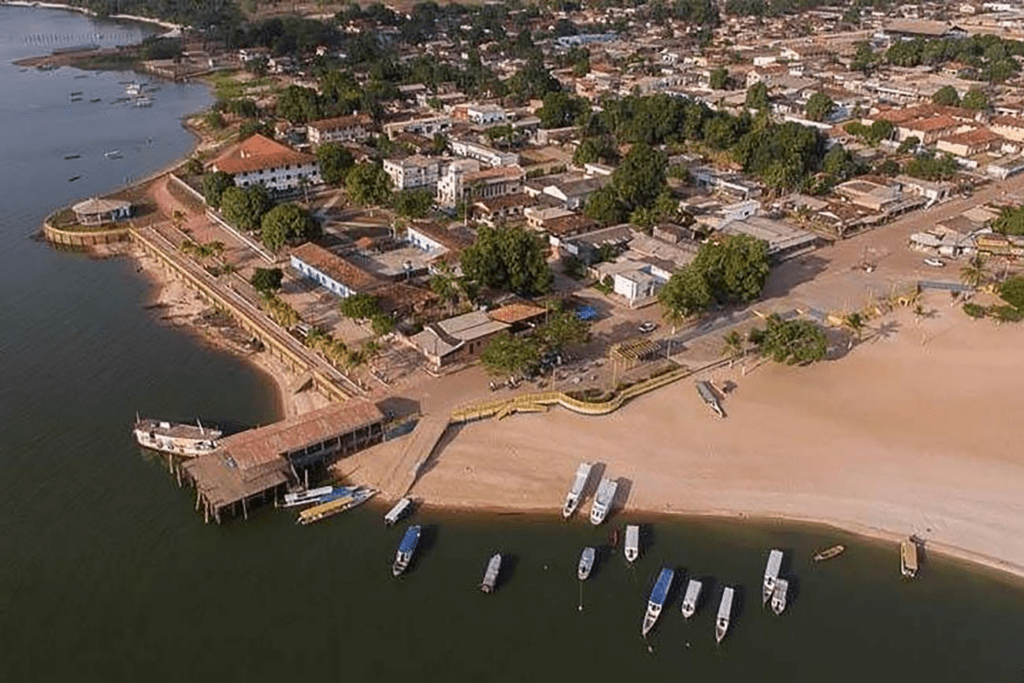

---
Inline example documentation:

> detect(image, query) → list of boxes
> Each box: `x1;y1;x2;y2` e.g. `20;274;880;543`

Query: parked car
638;321;658;333
924;258;945;268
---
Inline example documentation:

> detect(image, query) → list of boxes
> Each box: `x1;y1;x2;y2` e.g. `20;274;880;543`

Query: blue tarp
576;305;598;321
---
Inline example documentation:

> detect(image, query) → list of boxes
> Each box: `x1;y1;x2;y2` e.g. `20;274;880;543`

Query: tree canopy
315;142;355;186
480;331;541;377
250;267;283;295
804;92;835;122
745;81;770;110
748;314;828;365
461;225;553;296
391;189;434;219
260;203;320;251
202;171;234;209
999;275;1024;311
537;91;590;129
993;205;1024;235
339;292;382;320
962;87;989;110
932;85;961;106
346;162;393;206
659;234;770;321
220;184;270;231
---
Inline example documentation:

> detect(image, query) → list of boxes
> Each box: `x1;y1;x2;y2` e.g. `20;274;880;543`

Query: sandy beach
354;295;1024;580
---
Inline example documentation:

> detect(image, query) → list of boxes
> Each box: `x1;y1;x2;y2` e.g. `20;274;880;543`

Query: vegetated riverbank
3;1;183;30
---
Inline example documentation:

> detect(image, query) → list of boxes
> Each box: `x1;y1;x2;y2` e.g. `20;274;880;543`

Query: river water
2;7;1024;682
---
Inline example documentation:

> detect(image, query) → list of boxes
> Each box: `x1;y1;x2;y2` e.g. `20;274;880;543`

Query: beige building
383;155;441;192
306;114;373;146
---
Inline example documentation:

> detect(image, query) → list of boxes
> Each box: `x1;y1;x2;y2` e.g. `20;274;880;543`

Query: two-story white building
211;134;321;192
383;115;452;140
436;162;525;208
449;137;519;167
306;113;373;146
465;104;508;127
383;155;441;191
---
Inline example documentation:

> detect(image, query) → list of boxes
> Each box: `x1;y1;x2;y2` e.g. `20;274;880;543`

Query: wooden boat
588;478;617;525
695;380;725;418
63;154;80;160
480;553;502;593
901;538;918;578
641;567;674;638
578;546;596;580
562;461;593;519
763;549;784;605
716;586;735;644
68;175;82;182
384;497;413;526
770;578;789;615
681;578;702;618
813;544;845;562
133;418;221;456
624;524;640;563
608;527;620;548
297;487;375;525
280;486;336;508
104;149;122;159
392;525;421;577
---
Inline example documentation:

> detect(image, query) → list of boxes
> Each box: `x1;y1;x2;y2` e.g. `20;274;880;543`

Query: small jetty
681;578;702;618
480;553;502;593
297;487;375;525
641;567;674;638
716;586;735;643
770;578;789;615
392;524;421;577
384;497;413;526
562;461;593;519
695;380;724;418
133;418;221;457
763;549;784;605
813;544;845;562
901;538;919;578
624;524;640;563
589;478;617;526
279;485;336;508
578;546;596;581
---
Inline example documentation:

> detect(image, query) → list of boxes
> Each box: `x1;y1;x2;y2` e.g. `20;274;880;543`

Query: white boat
624;524;640;563
384;497;413;526
562;461;593;519
642;567;674;637
716;586;735;644
132;418;221;457
901;539;918;578
588;478;618;525
578;546;596;581
681;579;702;618
763;549;784;605
280;486;335;508
297;487;376;525
392;524;421;577
134;96;154;107
104;149;122;159
480;553;502;593
770;578;789;615
125;82;145;95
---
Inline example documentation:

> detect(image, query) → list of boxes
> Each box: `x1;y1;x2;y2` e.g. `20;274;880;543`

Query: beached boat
695;380;725;418
578;546;596;581
813;544;845;562
133;418;221;457
716;586;735;644
280;486;336;508
642;568;674;638
589;478;618;526
104;149;122;159
770;578;789;615
384;497;413;526
624;524;640;563
480;553;502;593
562;461;593;519
392;524;421;577
901;539;918;578
763;549;784;605
681;578;702;618
297;487;376;525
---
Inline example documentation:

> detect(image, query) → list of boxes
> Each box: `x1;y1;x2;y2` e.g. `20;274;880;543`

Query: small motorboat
770;578;789;615
813;544;845;562
641;567;674;638
624;524;640;563
716;586;735;644
384;497;413;526
392;524;422;577
681;578;702;619
578;547;596;581
480;553;502;593
68;175;82;182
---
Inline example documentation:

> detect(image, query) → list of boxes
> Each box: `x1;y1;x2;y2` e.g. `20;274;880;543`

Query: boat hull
577;547;596;581
480;554;502;593
132;420;221;457
813;544;845;562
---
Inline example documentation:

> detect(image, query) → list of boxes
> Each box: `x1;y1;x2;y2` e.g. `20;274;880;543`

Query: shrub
963;302;987;319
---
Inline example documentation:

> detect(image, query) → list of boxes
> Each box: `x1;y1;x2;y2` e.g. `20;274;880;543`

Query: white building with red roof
210;134;321;192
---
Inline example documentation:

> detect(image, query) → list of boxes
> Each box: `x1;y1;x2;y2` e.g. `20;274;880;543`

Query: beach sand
397;295;1024;579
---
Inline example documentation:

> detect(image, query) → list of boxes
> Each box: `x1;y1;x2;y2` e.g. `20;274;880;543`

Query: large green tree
391;189;434;219
658;264;713;322
962;87;990;111
932;85;961;106
220;184;270;231
339;292;382;320
461;225;553;296
202;171;234;209
260;203;320;251
804;92;836;122
745;81;769;110
692;234;771;303
537;91;590;129
480;332;541;377
534;309;589;353
748;314;828;365
611;142;667;213
250;267;283;295
346;162;392;206
315;142;355;186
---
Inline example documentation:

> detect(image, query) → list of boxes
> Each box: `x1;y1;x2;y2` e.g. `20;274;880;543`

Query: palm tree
721;330;744;366
960;254;988;289
841;311;866;349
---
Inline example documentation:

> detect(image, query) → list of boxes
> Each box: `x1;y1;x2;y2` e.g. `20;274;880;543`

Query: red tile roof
290;242;382;292
212;134;315;175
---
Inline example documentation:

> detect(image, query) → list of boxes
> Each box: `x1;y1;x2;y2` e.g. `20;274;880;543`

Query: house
896;115;962;144
383;115;452;140
715;214;822;262
407;310;510;372
436;163;525;208
463;104;509;127
405;222;473;271
472;194;535;225
210;134;321;192
289;242;382;298
937;128;1003;157
306;114;373;146
989;116;1024;143
593;258;672;308
71;197;132;226
449;137;519;167
881;20;968;40
383;155;441;192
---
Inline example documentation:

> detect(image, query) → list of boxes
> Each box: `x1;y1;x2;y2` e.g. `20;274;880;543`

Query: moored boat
297;487;375;525
624;524;640;563
901;538;918;578
681;578;702;618
813;544;845;562
641;567;674;638
695;380;725;418
578;546;596;581
562;461;593;519
392;524;421;577
63;154;80;160
589;478;618;526
104;149;122;159
133;418;221;457
763;549;783;605
480;553;502;593
770;578;789;615
280;485;337;508
384;497;413;526
716;586;735;644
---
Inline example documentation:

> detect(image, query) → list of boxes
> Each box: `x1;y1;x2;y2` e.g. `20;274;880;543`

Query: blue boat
641;567;675;637
392;524;422;577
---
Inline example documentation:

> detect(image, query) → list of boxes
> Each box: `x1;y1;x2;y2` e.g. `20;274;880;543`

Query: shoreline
2;1;184;31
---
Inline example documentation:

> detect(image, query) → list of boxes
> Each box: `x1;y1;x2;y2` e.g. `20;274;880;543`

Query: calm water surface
2;7;1024;682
